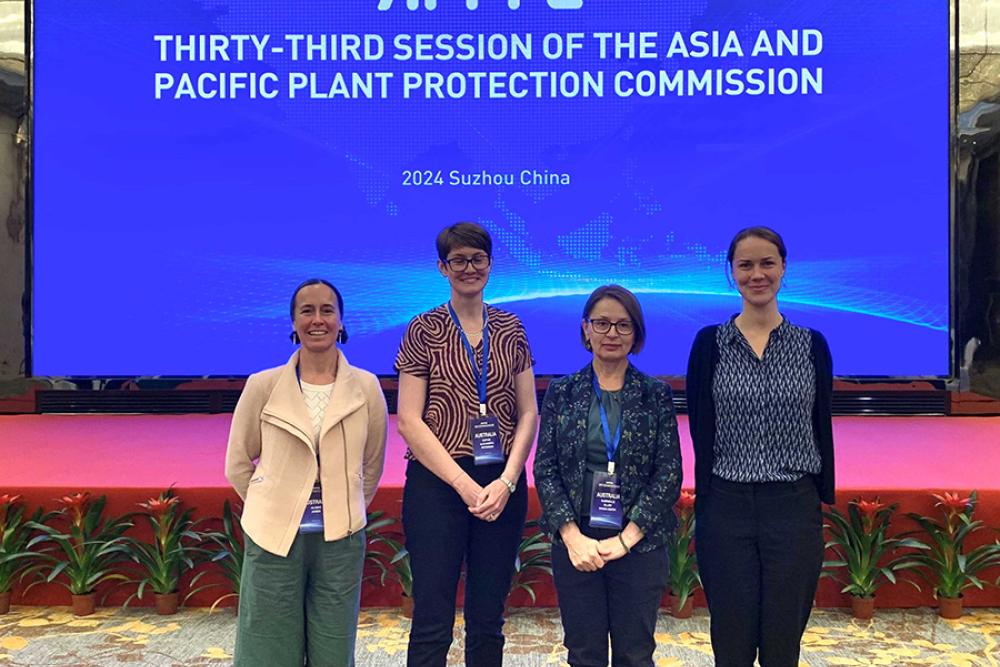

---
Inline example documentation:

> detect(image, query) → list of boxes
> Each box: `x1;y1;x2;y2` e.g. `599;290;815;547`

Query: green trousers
235;530;365;667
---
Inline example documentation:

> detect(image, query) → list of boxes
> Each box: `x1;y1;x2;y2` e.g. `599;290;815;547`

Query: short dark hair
725;226;787;285
436;222;492;262
580;284;647;355
289;278;344;320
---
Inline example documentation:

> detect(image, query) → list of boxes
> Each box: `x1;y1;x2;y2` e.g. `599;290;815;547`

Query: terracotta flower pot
155;592;180;615
400;594;414;619
71;592;97;616
938;596;963;619
850;595;875;620
0;590;11;615
669;593;694;619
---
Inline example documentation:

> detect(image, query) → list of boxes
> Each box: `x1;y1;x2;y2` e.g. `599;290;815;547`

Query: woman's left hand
470;479;511;522
597;536;629;562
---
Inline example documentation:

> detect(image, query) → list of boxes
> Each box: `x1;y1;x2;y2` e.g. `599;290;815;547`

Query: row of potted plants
0;490;241;616
0;489;548;618
2;488;999;619
822;491;1000;619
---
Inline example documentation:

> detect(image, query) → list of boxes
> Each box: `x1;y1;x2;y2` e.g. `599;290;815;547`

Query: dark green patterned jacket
533;363;683;553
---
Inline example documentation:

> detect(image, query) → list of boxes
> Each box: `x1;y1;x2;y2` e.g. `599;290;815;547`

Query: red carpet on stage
2;414;999;610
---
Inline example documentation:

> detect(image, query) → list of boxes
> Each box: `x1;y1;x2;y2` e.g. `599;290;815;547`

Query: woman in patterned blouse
534;284;682;667
686;227;835;667
395;222;538;667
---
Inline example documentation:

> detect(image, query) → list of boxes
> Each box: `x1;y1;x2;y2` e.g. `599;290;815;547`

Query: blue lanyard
592;373;622;470
447;303;490;415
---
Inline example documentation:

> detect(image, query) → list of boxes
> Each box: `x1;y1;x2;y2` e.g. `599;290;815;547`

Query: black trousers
695;476;823;667
403;457;528;667
551;524;669;667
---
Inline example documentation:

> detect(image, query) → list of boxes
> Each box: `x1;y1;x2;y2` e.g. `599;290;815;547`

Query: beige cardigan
225;350;388;557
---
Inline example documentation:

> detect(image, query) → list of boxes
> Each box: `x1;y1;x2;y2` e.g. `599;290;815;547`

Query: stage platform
2;414;999;610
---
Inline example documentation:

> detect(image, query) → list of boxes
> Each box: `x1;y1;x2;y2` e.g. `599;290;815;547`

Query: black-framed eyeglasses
445;254;491;271
589;319;634;335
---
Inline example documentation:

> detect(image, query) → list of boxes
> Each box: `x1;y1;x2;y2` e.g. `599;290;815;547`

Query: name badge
589;471;623;529
470;415;504;465
299;482;324;534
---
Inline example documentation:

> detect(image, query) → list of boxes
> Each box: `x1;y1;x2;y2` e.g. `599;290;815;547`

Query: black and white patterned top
710;317;823;483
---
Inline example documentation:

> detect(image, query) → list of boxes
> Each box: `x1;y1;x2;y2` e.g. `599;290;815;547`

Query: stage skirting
2;414;999;610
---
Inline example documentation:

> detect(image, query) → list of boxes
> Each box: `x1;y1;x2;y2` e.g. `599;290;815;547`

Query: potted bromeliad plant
124;488;216;615
666;491;700;618
189;499;244;613
366;511;414;617
23;492;133;615
898;491;1000;619
0;494;55;614
821;497;927;619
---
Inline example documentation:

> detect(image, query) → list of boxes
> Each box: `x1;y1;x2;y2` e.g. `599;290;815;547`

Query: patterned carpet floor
1;606;998;666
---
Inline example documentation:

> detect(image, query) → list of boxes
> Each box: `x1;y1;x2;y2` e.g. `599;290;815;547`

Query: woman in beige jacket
225;278;387;667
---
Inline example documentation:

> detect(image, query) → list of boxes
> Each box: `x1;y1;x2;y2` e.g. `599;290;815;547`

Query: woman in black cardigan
534;284;682;667
686;227;835;667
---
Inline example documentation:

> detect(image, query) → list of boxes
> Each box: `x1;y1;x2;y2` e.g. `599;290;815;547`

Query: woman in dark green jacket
533;284;683;667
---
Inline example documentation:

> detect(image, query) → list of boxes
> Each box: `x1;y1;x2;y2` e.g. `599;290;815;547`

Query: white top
300;380;334;445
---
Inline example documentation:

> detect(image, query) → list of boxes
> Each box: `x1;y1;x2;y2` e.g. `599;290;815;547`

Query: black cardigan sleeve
810;329;836;504
686;326;718;497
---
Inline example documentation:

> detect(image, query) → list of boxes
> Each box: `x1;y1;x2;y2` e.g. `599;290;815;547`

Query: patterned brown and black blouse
395;304;534;459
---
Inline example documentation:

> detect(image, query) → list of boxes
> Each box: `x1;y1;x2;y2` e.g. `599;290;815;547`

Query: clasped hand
565;533;629;572
456;477;510;522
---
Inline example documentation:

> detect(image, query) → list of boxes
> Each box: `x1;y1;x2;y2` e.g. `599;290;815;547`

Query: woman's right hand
560;524;605;572
452;474;485;509
568;535;606;572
